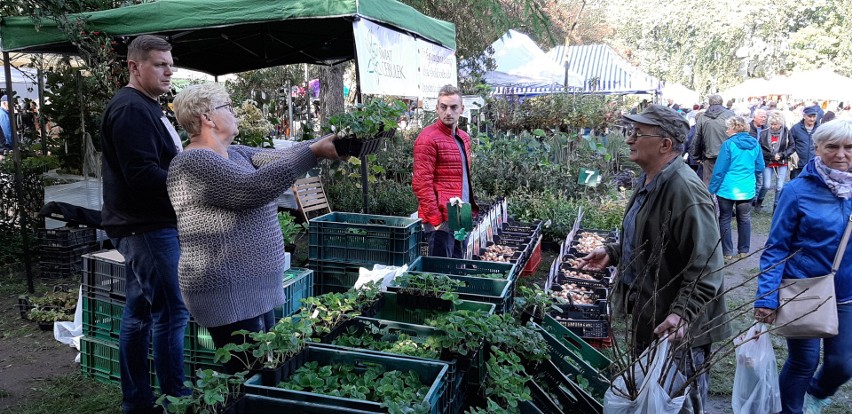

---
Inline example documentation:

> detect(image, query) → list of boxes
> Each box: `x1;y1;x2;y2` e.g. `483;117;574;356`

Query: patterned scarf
815;156;852;199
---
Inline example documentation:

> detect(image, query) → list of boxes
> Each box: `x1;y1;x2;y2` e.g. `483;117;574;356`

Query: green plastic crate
243;394;379;413
82;296;123;341
276;267;314;318
387;272;514;314
526;358;603;413
540;315;612;372
80;336;121;385
308;259;362;294
244;344;449;414
407;256;518;281
309;212;421;266
532;320;609;401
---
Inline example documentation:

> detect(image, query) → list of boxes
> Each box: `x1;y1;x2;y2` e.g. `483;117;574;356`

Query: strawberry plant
394;272;464;303
156;369;246;414
214;317;313;371
332;324;441;359
279;361;432;414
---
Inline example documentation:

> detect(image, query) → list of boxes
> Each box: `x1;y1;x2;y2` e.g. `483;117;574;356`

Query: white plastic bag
354;264;408;291
604;338;689;414
732;323;781;414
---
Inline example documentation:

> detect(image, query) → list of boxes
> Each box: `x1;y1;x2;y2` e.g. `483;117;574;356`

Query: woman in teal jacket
709;115;765;260
754;120;852;414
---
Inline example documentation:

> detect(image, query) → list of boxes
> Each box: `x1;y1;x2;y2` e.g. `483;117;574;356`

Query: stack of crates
307;212;421;294
79;249;314;387
38;226;98;278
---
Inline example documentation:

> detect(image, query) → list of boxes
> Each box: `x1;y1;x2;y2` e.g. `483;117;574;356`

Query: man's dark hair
708;94;723;106
127;35;172;62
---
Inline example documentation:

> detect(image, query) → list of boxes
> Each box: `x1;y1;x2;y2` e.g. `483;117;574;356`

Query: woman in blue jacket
709;116;765;261
754;120;852;414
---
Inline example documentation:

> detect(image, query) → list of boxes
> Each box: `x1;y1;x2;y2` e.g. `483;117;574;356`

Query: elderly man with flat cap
579;104;731;413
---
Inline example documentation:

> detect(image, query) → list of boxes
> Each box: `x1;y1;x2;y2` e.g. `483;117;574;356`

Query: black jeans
427;229;464;258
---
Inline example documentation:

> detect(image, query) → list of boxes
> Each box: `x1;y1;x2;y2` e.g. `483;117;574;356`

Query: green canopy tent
2;0;456;291
1;0;455;73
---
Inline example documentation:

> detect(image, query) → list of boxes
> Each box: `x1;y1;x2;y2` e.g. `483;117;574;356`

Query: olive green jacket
604;157;732;347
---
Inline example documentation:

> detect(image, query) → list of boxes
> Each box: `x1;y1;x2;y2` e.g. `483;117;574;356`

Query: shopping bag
732;323;781;414
604;338;689;414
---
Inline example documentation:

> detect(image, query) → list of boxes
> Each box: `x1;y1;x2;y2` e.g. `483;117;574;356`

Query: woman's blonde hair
173;83;229;136
767;110;785;127
725;115;749;133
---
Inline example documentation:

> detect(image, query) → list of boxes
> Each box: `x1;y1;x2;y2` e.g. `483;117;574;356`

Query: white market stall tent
484;30;584;97
548;44;661;95
661;83;699;107
723;68;852;102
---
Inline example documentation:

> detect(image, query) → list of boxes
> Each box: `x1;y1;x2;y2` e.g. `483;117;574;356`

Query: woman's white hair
813;119;852;147
173;83;229;136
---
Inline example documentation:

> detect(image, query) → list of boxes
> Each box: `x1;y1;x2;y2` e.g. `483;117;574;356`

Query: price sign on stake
578;168;602;187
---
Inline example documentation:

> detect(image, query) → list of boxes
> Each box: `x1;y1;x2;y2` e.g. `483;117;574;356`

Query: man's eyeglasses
213;103;234;114
627;129;665;140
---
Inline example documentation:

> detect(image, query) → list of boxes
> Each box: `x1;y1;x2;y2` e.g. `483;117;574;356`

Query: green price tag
578;168;601;187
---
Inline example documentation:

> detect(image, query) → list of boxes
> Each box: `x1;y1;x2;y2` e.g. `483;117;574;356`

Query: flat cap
624;104;689;142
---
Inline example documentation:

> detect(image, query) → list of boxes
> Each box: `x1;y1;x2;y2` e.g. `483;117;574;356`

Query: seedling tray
244;344;449;414
407;256;517;281
388;272;513;314
369;292;496;326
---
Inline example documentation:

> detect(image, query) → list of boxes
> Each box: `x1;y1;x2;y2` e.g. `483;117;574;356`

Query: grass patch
0;374;121;414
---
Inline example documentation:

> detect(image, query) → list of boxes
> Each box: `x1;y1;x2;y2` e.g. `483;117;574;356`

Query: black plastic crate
38;226;97;248
551;316;610;339
82;250;127;300
40;243;99;267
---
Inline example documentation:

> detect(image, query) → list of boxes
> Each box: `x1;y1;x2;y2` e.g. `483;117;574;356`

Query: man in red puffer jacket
413;85;478;258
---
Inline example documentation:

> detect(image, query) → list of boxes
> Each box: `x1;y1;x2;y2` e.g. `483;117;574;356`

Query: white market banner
417;39;458;99
354;19;419;97
353;18;458;98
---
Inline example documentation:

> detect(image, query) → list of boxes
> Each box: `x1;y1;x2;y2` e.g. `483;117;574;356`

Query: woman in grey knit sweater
167;83;339;362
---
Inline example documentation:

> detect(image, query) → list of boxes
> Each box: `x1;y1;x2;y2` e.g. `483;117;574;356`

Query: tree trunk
318;63;345;125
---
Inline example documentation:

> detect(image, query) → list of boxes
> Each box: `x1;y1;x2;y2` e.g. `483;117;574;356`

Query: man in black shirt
100;35;189;414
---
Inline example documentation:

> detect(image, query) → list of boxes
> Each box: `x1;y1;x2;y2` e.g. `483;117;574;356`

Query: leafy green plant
481;347;532;410
393;273;464;303
27;308;72;323
512;284;557;322
426;310;491;357
214;317;313;370
277;212;305;246
324;99;407;139
279;361;431;414
332;325;441;359
156;369;246;414
233;99;274;148
297;291;362;336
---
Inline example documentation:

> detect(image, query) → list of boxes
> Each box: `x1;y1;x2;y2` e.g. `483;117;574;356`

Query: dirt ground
0;284;81;410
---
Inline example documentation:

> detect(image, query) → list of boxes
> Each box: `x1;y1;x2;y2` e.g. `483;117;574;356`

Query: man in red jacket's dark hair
412;85;477;258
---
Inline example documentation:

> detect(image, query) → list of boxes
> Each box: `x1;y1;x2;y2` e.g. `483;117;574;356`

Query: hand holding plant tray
325;99;406;158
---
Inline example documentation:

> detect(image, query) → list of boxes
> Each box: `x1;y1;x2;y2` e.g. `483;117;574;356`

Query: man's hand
577;247;610;271
653;313;688;341
310;133;344;160
754;307;776;324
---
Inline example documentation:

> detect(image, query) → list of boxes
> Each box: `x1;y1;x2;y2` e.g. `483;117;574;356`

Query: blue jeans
717;196;752;256
779;302;852;414
208;310;276;374
763;165;788;209
427;230;463;258
115;228;189;413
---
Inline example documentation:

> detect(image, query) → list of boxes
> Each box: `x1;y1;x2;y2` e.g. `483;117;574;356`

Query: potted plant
427;310;491;372
24;288;77;330
157;369;247;414
325;99;407;158
214;317;313;386
391;272;464;311
277;212;304;253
